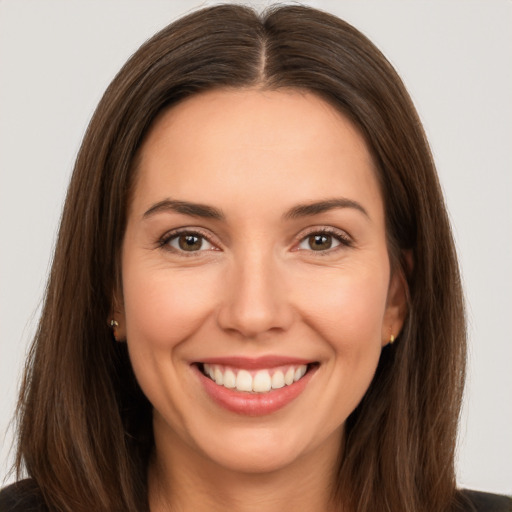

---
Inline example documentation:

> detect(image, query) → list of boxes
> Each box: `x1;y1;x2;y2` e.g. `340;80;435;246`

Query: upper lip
195;355;314;369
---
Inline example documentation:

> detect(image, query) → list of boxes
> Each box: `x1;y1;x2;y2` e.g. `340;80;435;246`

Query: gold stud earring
110;319;120;341
389;334;395;344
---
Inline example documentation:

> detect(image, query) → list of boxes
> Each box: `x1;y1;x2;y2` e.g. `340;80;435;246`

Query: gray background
1;0;511;493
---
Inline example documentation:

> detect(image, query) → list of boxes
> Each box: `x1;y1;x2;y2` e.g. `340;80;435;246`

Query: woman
1;4;510;512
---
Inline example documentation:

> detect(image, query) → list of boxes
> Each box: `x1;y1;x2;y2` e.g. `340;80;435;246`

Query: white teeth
294;365;307;382
271;370;285;389
223;369;236;389
202;363;310;394
253;370;272;392
284;367;295;386
235;370;253;392
214;367;224;386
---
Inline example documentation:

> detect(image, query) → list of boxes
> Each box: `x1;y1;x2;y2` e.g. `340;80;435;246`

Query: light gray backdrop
1;0;511;493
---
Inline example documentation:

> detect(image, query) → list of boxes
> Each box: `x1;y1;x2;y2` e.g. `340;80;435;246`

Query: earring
110;319;120;341
389;334;395;344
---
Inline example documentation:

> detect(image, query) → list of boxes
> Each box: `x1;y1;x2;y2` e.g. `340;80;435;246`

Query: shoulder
0;479;47;512
456;489;512;512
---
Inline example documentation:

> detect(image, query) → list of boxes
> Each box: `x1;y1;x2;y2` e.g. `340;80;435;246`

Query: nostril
215;278;295;338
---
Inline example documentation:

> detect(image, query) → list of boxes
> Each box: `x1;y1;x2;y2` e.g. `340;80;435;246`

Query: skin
115;88;407;512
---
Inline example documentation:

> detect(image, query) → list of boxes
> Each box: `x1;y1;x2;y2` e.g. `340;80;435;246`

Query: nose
216;250;294;339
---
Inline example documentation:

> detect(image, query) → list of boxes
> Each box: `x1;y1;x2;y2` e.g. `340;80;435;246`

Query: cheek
122;265;220;351
295;264;389;349
121;263;222;427
302;266;389;414
278;262;389;434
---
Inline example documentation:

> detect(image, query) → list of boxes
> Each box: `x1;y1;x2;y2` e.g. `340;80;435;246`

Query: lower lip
195;365;317;416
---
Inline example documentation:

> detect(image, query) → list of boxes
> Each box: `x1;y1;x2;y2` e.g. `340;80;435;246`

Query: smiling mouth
197;362;318;394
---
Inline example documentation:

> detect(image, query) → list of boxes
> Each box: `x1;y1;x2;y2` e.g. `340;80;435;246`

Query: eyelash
295;227;353;254
157;228;217;256
157;227;353;256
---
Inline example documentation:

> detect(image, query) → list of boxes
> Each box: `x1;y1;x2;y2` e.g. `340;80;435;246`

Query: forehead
132;88;382;220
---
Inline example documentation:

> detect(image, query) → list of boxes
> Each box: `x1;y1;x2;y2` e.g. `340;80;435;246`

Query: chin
201;439;310;474
184;416;341;476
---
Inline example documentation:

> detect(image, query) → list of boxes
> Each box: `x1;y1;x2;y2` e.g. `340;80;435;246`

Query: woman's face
118;89;406;474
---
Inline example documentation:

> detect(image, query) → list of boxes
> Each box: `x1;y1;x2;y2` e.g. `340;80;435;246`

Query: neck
148;426;343;512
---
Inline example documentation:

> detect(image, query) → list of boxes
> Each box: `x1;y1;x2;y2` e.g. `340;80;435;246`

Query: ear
381;251;411;347
108;288;127;342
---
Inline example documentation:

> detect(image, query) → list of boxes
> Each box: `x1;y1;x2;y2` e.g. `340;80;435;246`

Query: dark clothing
0;478;511;511
0;480;47;512
455;489;512;511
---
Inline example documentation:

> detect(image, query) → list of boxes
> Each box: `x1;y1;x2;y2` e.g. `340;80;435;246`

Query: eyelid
293;226;354;252
158;227;221;254
156;225;352;255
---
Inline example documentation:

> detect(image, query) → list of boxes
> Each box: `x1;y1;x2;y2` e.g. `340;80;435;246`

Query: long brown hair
15;4;466;511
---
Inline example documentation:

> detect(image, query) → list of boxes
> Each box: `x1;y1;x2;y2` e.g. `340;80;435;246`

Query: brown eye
178;234;203;251
308;234;333;251
166;232;215;252
297;231;346;252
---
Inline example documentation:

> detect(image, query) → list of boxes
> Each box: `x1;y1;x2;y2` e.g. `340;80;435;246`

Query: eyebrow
283;198;369;220
143;197;369;221
143;199;224;220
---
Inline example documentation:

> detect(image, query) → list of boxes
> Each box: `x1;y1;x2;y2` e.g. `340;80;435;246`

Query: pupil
179;234;202;251
309;234;332;250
